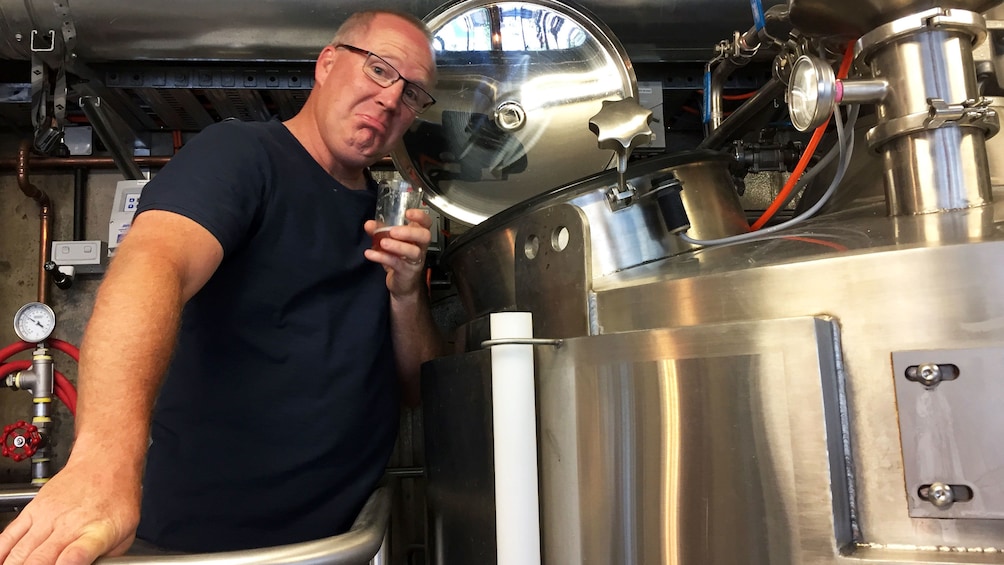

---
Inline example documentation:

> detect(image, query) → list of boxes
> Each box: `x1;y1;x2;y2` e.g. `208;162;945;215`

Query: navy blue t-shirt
133;119;399;552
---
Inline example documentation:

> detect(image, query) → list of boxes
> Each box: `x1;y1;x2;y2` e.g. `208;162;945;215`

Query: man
0;9;443;564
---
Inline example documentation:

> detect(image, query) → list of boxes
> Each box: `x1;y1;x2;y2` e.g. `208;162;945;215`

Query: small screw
929;482;955;508
14;33;22;42
917;363;942;386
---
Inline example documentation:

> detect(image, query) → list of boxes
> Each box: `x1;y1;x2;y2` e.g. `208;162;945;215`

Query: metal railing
0;485;392;565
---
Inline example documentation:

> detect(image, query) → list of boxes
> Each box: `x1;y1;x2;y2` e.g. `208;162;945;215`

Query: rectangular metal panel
893;347;1004;519
537;317;851;564
421;351;497;565
424;316;852;564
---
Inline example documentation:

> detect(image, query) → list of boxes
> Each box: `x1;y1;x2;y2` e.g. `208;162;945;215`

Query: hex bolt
928;482;955;508
917;363;943;386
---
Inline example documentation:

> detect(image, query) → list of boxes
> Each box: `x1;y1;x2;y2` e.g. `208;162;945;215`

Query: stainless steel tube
858;9;994;214
0;487;39;510
94;486;393;565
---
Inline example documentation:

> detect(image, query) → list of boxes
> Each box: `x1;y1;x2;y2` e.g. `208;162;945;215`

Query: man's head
303;10;436;175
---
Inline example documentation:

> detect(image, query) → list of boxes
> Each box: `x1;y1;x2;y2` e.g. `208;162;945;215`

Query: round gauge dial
13;302;56;343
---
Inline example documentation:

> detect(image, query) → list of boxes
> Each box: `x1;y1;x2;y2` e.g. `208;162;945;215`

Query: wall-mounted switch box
109;179;149;256
51;240;105;274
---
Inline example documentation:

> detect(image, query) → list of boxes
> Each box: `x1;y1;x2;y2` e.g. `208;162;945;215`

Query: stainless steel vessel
0;0;783;63
420;0;1004;563
788;0;1001;36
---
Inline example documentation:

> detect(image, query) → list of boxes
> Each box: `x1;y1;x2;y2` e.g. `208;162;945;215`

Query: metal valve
1;421;42;462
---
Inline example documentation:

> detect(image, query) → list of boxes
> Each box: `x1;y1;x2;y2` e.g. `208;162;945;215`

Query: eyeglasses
335;44;436;114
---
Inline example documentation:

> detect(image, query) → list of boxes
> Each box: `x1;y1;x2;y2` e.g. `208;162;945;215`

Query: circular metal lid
390;0;637;226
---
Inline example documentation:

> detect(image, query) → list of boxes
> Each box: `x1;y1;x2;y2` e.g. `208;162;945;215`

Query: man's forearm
69;246;185;478
390;289;445;406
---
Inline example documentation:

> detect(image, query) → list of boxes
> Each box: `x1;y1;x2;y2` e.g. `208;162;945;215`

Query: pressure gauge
13;302;56;343
787;54;837;132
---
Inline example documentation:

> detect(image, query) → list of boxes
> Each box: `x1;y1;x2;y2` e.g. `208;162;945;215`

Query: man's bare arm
0;210;222;565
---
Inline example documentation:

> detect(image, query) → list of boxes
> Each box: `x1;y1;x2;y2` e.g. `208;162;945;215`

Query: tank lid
390;0;637;226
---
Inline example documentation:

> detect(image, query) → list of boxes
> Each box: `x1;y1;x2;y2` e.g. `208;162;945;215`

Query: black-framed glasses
335;44;436;114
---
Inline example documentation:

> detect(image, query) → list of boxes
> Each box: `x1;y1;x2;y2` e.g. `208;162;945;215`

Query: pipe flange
866;99;1000;150
855;8;987;63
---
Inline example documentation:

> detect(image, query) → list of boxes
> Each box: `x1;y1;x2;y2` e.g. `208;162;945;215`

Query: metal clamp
605;181;637;211
866;97;1000;150
29;30;55;53
481;338;563;349
856;8;987;63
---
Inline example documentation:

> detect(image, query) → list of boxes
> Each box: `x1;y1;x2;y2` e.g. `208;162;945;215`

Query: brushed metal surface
514;203;590;339
96;486;392;564
856;10;993;214
536;317;850;564
422;317;852;564
788;0;1002;37
590;202;1004;558
893;347;1004;520
421;350;497;565
444;151;747;319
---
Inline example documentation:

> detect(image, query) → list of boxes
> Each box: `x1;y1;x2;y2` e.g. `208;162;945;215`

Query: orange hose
750;42;857;231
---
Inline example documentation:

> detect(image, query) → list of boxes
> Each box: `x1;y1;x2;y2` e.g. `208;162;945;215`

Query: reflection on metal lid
390;0;637;226
435;3;588;51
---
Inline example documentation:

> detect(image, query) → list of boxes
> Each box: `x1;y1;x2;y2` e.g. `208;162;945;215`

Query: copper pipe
16;140;53;304
4;155;171;172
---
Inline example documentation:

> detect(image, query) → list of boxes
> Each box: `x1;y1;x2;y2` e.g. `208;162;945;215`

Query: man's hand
0;455;140;565
364;208;433;297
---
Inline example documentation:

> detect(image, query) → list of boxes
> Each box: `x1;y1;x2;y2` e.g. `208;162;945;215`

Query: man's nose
374;80;405;110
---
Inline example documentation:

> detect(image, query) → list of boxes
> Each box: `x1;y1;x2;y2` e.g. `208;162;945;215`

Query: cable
678;104;859;247
750;42;856;230
750;119;829;230
777;137;841;211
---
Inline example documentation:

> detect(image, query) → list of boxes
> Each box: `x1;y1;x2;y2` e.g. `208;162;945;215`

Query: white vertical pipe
489;311;541;565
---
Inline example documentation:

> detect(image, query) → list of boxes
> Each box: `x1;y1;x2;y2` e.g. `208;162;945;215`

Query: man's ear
315;45;338;86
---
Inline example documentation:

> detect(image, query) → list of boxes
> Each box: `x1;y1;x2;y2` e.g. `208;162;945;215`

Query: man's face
313;14;436;169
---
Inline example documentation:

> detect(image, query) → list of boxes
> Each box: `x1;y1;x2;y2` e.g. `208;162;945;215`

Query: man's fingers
53;521;125;565
0;515;32;561
54;539;106;565
3;518;54;565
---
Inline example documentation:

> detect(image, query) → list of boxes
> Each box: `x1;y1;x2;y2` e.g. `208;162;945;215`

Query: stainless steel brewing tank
0;0;786;63
441;150;748;331
426;183;1004;563
564;200;1004;563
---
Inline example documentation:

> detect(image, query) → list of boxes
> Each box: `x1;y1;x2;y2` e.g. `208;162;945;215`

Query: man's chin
349;135;388;161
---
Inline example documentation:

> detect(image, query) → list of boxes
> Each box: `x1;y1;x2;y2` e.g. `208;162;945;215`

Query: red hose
48;339;80;362
54;371;76;415
0;341;34;363
0;360;30;377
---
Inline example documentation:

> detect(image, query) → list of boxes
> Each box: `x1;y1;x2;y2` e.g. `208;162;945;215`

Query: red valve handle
1;421;42;462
